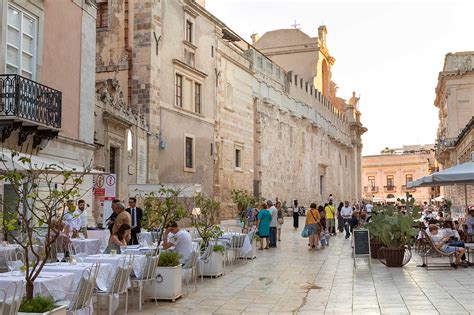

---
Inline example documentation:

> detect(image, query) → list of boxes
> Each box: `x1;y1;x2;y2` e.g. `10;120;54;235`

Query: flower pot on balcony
143;265;182;302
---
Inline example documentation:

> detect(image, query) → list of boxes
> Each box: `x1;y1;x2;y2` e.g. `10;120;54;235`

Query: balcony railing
384;185;396;192
435;136;457;158
402;185;416;192
0;74;62;128
364;186;379;193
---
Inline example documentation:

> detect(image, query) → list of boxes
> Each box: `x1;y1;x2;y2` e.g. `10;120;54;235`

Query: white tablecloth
138;231;153;245
0;271;75;301
218;233;252;255
87;229;110;246
71;239;101;255
121;245;156;255
84;254;147;278
42;262;113;291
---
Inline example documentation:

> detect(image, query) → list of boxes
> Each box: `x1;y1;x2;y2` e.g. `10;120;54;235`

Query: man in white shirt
163;221;193;264
75;199;88;238
340;201;353;239
267;200;278;248
63;200;80;234
365;202;373;214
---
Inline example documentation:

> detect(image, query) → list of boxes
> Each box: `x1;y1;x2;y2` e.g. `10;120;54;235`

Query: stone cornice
173;59;208;78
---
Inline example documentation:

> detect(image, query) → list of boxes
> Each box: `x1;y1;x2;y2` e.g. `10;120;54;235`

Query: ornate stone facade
434;52;474;207
362;145;438;204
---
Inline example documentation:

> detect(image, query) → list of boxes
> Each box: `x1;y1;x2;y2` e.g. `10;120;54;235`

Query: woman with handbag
276;201;284;242
305;203;321;250
256;203;272;250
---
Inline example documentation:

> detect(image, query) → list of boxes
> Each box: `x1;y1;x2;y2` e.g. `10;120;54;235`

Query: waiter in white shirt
126;197;143;245
75;199;88;238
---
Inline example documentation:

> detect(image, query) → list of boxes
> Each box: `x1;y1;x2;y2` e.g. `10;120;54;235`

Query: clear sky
205;0;474;155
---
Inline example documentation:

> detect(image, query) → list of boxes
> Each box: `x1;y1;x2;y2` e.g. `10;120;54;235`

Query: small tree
230;189;255;227
141;187;187;245
0;151;90;300
190;194;222;248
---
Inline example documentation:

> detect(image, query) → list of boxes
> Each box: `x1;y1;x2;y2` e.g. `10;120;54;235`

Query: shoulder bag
301;210;318;238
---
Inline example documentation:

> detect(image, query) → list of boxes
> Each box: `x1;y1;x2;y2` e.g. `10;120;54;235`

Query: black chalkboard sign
353;229;370;255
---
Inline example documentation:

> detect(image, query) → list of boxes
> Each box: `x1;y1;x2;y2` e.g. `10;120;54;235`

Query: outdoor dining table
218;232;253;255
71;238;101;255
41;261;114;291
121;245;157;255
86;229;110;246
0;271;75;301
83;253;147;278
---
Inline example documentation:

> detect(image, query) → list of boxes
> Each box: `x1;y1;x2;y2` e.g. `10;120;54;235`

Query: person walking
305;203;321;250
337;202;344;233
256;203;272;250
293;199;299;230
340;201;353;239
267;200;278;248
276;201;284;242
324;201;336;235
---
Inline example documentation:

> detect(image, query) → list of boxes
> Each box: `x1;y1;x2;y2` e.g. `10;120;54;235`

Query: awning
407;160;474;188
0;149;103;175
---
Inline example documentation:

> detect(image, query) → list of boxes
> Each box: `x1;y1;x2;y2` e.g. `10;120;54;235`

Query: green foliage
19;296;57;313
366;206;421;249
230;189;255;222
141;187;187;244
213;244;225;253
158;251;180;267
190;194;223;247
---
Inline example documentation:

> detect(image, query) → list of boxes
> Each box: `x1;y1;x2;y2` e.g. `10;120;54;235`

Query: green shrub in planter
158;251;180;267
19;296;57;313
213;245;225;253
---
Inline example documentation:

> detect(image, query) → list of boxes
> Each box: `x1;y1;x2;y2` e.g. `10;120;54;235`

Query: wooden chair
419;230;455;269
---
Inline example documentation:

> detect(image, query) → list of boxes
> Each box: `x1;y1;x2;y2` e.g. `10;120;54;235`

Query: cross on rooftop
291;20;300;29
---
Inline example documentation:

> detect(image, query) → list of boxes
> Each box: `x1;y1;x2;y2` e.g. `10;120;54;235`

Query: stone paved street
117;218;474;315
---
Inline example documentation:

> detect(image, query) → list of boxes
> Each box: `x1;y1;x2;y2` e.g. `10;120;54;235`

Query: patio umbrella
407;158;474;207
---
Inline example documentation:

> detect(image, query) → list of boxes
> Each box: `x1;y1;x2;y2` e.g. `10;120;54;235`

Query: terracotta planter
370;241;383;259
378;246;412;267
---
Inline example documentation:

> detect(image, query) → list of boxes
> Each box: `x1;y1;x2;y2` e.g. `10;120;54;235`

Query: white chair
182;251;198;294
94;256;134;315
0;282;23;315
56;263;100;315
130;254;159;311
197;244;213;282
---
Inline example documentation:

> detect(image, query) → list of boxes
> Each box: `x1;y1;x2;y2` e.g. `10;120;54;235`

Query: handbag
301;226;309;238
277;218;284;224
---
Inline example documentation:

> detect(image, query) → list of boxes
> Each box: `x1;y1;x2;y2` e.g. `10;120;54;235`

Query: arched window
127;129;133;153
321;59;329;96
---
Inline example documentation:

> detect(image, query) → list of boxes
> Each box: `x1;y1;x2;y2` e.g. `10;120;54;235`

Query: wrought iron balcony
0;74;61;147
402;185;416;192
364;186;379;193
384;185;396;192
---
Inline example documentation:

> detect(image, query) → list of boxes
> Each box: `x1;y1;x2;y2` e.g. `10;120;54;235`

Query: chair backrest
183;250;198;270
139;254;159;281
230;234;246;249
68;263;100;311
109;256;134;293
0;282;23;315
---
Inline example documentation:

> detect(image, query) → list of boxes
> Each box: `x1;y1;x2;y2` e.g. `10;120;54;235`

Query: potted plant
143;251;182;301
230;189;255;230
18;296;66;315
366;207;384;259
372;197;421;267
190;194;224;277
0;151;90;307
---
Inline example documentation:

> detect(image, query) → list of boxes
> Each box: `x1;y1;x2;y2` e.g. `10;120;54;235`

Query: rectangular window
6;5;37;79
235;148;242;168
185;20;193;43
368;176;375;188
405;174;413;185
96;2;108;28
194;82;201;113
175;74;183;107
185;137;194;169
386;175;394;187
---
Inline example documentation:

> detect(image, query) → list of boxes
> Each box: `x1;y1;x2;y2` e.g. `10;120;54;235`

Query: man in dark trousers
126;197;143;245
